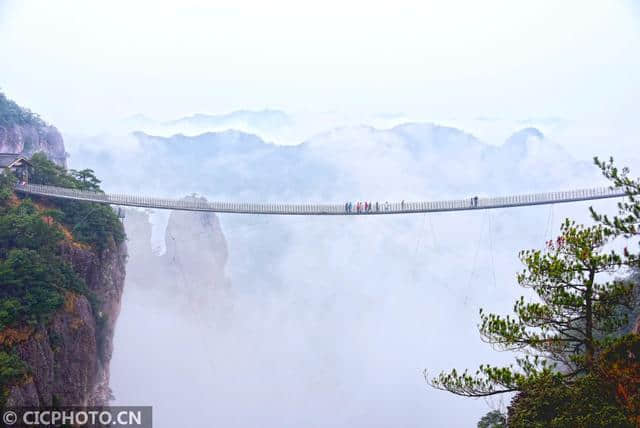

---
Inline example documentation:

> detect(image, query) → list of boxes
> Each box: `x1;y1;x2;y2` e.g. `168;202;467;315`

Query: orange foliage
598;335;640;427
31;199;90;249
7;194;20;207
63;292;78;313
65;292;88;330
0;326;34;347
70;318;85;330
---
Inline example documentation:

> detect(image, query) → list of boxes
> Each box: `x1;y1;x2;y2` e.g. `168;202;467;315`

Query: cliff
0;124;66;167
0;92;67;166
0;96;126;407
4;238;127;406
162;199;229;295
106;204;229;424
124;201;229;303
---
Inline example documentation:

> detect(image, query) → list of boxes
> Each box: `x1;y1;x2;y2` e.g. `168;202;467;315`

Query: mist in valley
65;120;625;427
3;2;638;425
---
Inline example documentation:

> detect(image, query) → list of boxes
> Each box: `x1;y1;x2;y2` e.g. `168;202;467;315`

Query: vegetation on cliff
28;153;125;250
0;91;45;128
428;158;640;427
0;155;124;405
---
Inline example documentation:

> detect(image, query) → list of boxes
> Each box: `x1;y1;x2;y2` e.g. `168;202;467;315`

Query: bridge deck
14;183;627;215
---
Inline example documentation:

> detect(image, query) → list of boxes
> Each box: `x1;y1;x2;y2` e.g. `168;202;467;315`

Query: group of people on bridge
344;200;403;213
344;197;480;213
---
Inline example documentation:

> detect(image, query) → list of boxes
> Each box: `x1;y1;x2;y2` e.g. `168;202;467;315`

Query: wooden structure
0;153;32;182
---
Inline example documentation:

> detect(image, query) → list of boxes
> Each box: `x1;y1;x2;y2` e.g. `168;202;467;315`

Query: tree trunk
585;267;595;367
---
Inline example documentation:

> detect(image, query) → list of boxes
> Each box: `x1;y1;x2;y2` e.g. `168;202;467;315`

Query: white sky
0;0;639;132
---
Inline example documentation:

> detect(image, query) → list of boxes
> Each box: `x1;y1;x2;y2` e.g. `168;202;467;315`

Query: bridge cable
487;212;498;290
428;215;442;260
464;211;487;306
167;222;221;374
412;213;429;276
546;204;555;242
420;213;458;295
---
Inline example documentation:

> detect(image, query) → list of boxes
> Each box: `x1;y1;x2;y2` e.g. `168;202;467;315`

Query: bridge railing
12;183;627;215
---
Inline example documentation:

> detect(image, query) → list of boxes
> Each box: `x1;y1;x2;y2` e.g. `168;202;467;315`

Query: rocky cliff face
163;200;229;295
105;205;229;423
0;95;125;407
0;123;67;166
4;237;127;407
124;203;229;302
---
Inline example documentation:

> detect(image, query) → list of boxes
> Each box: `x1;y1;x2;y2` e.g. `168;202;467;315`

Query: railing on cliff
14;183;628;216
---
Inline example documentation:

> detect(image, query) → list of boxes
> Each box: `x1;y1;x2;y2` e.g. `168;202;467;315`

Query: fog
110;202;618;427
63;121;625;427
2;1;638;425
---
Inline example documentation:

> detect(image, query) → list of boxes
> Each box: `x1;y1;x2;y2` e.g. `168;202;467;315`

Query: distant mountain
69;121;598;203
82;119;606;428
166;109;292;131
118;109;293;138
133;129;273;157
391;122;487;157
493;127;580;186
504;127;544;148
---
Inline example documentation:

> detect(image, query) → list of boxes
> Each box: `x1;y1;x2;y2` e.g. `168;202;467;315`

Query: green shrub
28;153;125;250
0;249;85;330
0;199;64;258
0;171;17;206
0;94;125;407
0;162;103;330
508;371;633;427
477;410;506;428
0;92;45;128
0;350;27;406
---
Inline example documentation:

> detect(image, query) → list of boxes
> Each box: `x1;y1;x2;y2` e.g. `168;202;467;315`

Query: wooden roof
0;153;32;168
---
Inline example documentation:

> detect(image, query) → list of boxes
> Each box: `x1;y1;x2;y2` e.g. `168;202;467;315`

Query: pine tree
590;156;639;268
427;159;639;398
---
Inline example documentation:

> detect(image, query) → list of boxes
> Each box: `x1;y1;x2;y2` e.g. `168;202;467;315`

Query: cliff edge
0;94;126;407
4;237;127;407
0;92;67;166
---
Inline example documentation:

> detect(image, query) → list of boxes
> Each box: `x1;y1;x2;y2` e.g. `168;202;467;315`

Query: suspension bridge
14;183;628;215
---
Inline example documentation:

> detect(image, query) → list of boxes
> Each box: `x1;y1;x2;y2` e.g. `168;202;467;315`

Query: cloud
92;119;627;427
